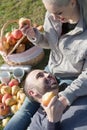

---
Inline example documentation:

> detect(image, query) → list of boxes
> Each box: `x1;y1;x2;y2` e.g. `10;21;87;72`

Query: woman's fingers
20;25;36;38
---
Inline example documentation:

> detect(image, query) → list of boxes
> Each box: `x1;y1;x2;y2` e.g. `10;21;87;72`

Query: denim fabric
60;96;87;130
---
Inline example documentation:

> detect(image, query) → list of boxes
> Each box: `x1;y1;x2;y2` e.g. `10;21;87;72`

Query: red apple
2;93;12;104
0;94;3;103
6;34;16;45
19;17;31;28
42;92;56;107
0;103;10;116
12;29;23;40
8;79;19;87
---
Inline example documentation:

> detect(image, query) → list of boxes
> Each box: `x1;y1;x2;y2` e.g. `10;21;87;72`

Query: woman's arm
59;56;87;105
20;11;62;49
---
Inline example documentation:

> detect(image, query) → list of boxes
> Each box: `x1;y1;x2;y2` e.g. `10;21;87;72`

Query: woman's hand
42;96;65;123
20;25;36;40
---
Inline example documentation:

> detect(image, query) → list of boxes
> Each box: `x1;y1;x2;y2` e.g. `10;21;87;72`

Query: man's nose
45;73;51;78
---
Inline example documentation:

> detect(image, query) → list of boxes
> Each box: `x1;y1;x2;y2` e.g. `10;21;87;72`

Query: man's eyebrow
36;71;47;79
36;72;43;79
44;71;48;73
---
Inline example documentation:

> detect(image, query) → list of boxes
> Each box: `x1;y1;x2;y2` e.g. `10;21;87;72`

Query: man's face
28;70;59;96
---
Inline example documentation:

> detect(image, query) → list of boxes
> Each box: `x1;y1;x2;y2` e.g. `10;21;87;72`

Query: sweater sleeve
59;55;87;105
27;11;62;49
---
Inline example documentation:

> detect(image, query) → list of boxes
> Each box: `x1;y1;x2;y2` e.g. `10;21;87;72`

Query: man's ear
28;90;37;97
28;90;34;96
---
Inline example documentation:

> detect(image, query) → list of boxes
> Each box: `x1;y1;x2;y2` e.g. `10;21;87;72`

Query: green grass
0;0;46;29
0;0;50;129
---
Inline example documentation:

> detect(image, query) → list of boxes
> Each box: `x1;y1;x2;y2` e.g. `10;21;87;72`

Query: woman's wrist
58;95;69;108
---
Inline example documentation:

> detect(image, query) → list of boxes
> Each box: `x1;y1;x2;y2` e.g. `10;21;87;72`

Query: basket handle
8;35;26;55
0;20;26;55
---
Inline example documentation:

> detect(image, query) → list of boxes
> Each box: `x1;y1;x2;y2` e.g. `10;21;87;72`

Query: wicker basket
0;20;44;66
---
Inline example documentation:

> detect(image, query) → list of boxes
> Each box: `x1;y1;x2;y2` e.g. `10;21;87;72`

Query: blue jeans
4;98;40;130
4;66;76;130
61;96;87;130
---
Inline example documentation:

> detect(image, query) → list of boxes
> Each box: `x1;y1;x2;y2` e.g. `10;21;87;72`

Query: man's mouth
50;79;58;90
50;78;57;85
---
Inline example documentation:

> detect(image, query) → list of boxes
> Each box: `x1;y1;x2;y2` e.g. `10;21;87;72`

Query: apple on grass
8;79;19;87
19;93;26;103
17;90;23;99
11;105;18;114
2;117;10;127
0;86;11;95
5;97;17;106
2;93;12;104
17;102;22;110
0;83;6;89
0;103;10;116
11;85;20;95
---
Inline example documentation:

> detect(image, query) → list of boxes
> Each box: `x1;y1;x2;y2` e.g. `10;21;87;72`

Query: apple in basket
0;94;3;103
6;33;16;45
0;37;8;51
0;103;10;116
19;17;31;28
11;29;23;40
16;43;25;53
8;79;19;87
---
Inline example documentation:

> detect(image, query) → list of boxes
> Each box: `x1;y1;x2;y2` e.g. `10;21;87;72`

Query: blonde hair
42;0;87;25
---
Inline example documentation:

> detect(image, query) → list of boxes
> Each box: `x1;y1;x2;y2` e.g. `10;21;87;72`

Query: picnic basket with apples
0;18;44;66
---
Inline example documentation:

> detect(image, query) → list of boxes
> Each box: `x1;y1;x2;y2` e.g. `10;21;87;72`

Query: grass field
0;0;49;129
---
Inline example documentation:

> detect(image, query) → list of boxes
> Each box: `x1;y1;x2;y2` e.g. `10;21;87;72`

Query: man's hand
42;96;66;123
